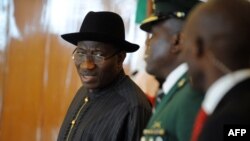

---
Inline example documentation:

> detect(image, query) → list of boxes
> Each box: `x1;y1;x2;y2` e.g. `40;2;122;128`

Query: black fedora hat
61;11;139;52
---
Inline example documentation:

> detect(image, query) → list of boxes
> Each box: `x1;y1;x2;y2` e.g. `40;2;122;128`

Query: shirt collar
202;69;250;115
162;63;188;95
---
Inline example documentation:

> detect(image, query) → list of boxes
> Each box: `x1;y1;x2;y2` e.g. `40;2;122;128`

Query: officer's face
145;19;181;79
73;41;124;92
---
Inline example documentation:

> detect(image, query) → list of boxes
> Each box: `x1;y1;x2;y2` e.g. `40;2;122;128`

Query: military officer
140;0;204;141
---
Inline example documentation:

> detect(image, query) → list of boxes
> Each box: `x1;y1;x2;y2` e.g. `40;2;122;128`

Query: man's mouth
81;75;97;82
79;71;97;83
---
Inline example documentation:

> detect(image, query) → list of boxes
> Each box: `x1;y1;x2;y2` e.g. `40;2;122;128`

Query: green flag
135;0;147;24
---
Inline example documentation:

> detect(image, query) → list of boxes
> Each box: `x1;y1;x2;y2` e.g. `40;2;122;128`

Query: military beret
140;0;203;32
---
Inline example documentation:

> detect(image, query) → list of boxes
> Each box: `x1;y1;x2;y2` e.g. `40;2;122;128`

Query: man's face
182;16;205;93
73;41;123;91
145;19;180;79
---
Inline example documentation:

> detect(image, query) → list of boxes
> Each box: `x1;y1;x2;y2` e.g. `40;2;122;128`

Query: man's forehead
151;20;171;33
183;5;204;35
152;18;183;35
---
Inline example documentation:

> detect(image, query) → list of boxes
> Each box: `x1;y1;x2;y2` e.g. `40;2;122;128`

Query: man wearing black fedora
57;11;152;141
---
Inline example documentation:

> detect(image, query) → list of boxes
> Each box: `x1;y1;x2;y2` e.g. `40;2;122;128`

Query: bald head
188;0;250;68
182;0;250;92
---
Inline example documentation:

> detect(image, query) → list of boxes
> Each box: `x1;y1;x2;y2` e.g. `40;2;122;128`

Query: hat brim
61;32;139;52
140;15;168;33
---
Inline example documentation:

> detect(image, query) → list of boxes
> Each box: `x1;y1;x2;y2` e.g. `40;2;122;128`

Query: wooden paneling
0;0;81;140
0;50;4;117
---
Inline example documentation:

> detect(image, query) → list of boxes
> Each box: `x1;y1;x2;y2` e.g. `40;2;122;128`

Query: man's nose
80;58;95;70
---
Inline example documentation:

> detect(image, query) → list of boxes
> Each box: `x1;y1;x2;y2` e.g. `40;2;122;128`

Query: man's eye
93;52;103;56
76;50;86;54
77;52;84;54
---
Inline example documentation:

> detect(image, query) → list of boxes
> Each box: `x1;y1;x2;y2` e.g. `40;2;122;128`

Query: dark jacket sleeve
125;106;152;141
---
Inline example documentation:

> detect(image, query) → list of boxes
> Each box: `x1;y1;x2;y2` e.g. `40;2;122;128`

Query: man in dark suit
182;0;250;141
57;11;152;141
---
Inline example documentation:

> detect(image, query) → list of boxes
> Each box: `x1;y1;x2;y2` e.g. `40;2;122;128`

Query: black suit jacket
198;78;250;141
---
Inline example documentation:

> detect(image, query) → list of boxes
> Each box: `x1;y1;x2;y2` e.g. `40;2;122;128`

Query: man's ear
195;36;204;57
116;51;126;70
170;33;181;54
117;51;126;64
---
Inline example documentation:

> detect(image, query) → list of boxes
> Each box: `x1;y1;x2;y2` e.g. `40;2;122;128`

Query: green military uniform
141;74;203;141
140;1;204;141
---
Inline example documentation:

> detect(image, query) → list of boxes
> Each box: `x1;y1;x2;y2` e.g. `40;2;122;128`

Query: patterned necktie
191;108;208;141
